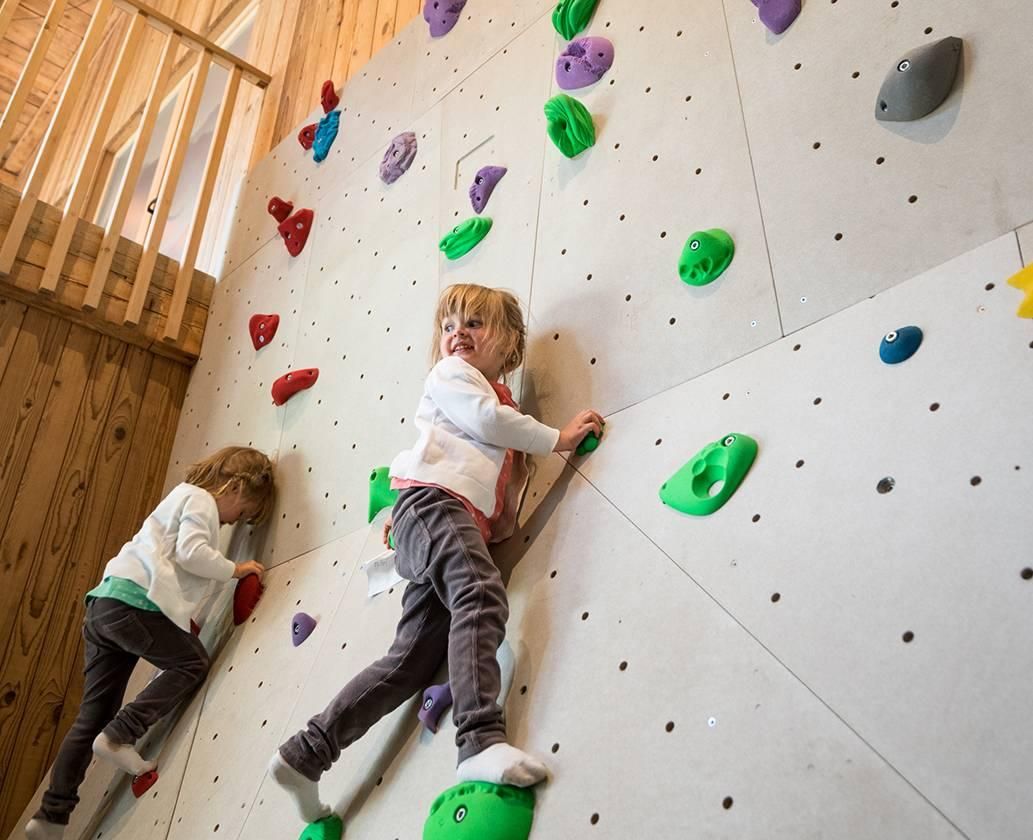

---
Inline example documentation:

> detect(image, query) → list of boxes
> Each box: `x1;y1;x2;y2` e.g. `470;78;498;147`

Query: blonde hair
431;284;526;378
185;446;276;525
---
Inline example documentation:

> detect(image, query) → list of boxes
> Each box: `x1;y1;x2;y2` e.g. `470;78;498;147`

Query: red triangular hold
132;770;158;798
249;314;280;351
321;79;340;114
267;196;293;223
233;573;264;625
278;209;314;257
189;619;201;637
298;124;317;150
272;368;319;406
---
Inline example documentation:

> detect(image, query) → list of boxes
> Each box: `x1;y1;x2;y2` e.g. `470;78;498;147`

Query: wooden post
0;0;114;278
83;30;181;312
40;13;149;295
0;0;70;162
163;64;240;343
124;49;211;327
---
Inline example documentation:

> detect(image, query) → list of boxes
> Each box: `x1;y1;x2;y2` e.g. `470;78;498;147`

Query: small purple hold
751;0;801;35
379;131;418;185
418;682;453;732
291;612;317;647
424;0;467;38
556;37;615;91
469;166;507;214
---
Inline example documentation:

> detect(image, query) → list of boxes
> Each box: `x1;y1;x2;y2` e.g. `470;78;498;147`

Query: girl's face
215;486;256;525
440;311;507;380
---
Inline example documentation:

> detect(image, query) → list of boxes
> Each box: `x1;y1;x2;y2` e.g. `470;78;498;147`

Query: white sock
24;818;66;839
456;743;548;788
267;752;332;824
91;732;156;777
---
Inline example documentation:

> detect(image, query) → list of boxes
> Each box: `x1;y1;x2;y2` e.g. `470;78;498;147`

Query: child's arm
175;492;248;581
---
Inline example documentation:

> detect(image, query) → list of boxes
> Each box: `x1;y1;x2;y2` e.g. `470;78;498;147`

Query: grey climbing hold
469;166;507;214
380;132;418;184
875;37;963;122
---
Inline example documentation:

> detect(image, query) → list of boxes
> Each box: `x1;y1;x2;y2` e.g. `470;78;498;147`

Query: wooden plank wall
0;295;190;837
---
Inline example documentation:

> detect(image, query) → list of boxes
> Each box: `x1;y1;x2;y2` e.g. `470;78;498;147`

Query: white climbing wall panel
19;0;1033;837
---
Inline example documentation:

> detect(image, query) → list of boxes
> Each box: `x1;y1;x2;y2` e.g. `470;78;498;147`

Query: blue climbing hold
313;111;340;163
879;326;923;364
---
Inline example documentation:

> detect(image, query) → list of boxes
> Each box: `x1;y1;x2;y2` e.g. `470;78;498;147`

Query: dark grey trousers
35;597;209;825
280;486;510;780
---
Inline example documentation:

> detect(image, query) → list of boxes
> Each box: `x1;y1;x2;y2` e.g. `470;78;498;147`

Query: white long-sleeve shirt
390;356;561;517
100;482;236;631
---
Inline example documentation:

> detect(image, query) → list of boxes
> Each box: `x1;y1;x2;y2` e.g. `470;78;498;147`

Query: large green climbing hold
423;782;535;840
659;433;758;516
300;814;343;840
679;229;735;286
368;466;399;523
552;0;599;40
545;94;595;159
439;217;493;260
575;428;602;456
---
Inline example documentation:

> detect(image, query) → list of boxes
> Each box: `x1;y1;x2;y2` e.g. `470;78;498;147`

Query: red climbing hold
278;208;314;257
249;314;280;351
321;80;340;114
233;573;264;625
298;124;317;150
267;196;293;223
189;619;201;637
132;770;158;798
272;368;319;406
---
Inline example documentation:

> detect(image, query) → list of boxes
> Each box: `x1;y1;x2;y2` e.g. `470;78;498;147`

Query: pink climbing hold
267;196;293;223
249;314;280;351
272;368;319;406
298;124;317;150
278;208;314;257
321;79;340;114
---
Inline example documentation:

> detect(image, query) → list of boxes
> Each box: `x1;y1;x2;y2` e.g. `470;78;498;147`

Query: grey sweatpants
35;597;209;825
280;486;510;780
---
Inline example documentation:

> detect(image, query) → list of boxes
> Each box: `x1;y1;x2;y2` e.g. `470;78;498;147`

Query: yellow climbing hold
1006;263;1033;319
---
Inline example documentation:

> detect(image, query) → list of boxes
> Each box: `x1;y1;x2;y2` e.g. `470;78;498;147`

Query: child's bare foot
91;732;155;776
456;743;548;788
24;818;65;839
267;751;332;824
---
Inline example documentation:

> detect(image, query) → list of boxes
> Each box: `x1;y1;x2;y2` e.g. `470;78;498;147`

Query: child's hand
383;516;393;547
233;560;265;580
554;410;604;452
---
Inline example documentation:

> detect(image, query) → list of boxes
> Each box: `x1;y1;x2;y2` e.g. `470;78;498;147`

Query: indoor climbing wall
13;0;1033;838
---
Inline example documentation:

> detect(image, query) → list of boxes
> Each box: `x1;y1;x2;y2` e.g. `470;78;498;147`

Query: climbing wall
13;0;1033;838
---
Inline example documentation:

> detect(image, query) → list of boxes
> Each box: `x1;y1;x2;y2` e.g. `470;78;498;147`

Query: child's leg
33;600;138;826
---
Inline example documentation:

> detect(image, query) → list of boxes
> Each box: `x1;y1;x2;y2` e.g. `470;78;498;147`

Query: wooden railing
0;0;270;344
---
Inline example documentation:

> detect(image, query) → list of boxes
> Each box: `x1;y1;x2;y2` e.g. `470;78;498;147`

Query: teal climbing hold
575;428;602;456
552;0;599;40
660;433;758;516
300;814;343;840
439;217;493;260
423;782;535;840
678;229;735;287
545;94;595;158
369;466;399;523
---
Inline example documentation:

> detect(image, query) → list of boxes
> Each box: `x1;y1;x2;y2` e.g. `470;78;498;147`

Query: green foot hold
575;429;602;456
659;433;757;516
300;814;342;840
369;466;399;523
439;217;493;260
678;229;735;286
545;94;596;159
552;0;599;40
423;782;535;840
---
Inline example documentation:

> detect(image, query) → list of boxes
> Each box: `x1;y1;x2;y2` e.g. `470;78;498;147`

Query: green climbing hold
678;229;735;287
439;217;493;260
659;433;757;516
423;782;535;840
552;0;599;40
300;814;343;840
368;466;399;524
545;94;596;159
575;429;602;456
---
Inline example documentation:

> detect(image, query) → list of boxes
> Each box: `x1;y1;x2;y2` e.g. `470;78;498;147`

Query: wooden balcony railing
0;0;270;347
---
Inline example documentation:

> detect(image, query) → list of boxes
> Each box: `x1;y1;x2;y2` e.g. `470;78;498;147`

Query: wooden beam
124;49;209;326
40;12;147;294
0;0;19;44
163;63;239;342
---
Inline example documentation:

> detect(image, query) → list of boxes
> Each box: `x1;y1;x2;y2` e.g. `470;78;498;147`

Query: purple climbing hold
424;0;467;38
379;132;418;184
556;37;615;91
291;612;317;647
751;0;801;35
469;166;507;214
418;683;454;733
